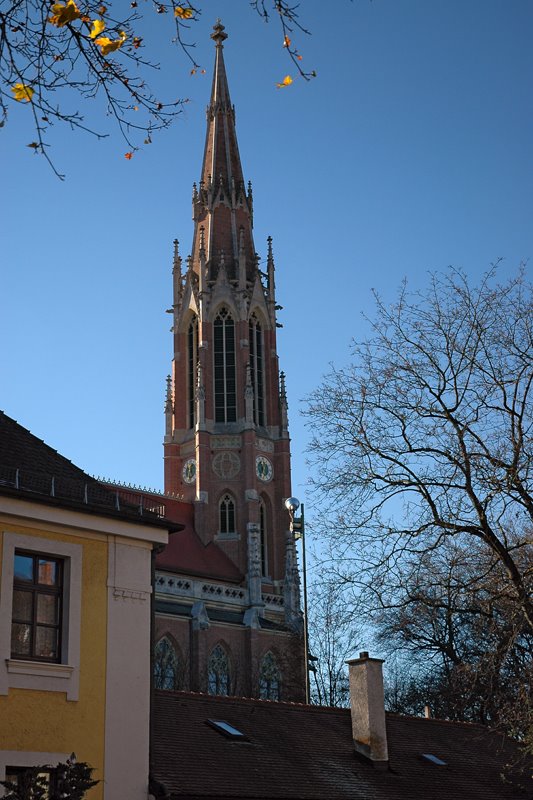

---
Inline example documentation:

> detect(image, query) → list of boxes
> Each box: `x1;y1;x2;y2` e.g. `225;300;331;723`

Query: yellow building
0;412;179;799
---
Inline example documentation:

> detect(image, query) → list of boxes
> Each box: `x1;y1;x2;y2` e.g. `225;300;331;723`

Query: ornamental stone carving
256;438;274;453
212;451;241;479
211;436;241;449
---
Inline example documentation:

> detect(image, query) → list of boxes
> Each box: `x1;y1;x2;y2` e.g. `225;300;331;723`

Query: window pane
37;593;59;625
38;559;59;586
35;626;59;660
12;589;33;622
14;554;33;582
11;623;31;655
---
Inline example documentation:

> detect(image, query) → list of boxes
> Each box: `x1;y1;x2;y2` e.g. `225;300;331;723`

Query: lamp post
285;496;310;704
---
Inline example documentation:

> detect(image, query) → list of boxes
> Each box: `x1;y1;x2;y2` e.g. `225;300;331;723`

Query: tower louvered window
219;494;235;534
214;308;236;423
259;499;267;576
187;316;198;429
249;314;265;426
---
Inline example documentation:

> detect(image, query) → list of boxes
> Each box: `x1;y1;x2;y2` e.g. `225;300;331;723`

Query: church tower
156;22;304;702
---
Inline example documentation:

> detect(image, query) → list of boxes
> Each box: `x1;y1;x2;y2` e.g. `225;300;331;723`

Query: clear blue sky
2;1;532;513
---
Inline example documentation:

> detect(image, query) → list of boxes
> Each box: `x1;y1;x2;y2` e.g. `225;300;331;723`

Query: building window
208;645;230;696
11;551;63;663
154;636;179;690
4;766;57;798
0;532;82;700
214;308;236;423
187;316;198;429
219;494;235;535
259;652;281;701
259;500;268;576
249;314;265;426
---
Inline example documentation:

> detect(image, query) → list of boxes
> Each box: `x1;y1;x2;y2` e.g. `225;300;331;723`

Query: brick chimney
346;651;388;766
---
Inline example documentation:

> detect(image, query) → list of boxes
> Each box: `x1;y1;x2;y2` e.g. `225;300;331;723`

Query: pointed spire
238;226;246;289
164;374;173;437
188;23;257;286
196;360;206;429
172;239;182;308
280;371;289;434
267;235;275;302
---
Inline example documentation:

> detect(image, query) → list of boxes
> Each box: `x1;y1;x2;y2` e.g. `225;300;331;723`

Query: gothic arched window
249;313;265;426
208;644;231;696
259;499;268;576
259;652;281;700
187;316;198;429
214;307;236;423
154;636;179;691
219;494;236;535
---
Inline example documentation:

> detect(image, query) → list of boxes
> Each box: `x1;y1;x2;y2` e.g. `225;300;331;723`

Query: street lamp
285;496;311;704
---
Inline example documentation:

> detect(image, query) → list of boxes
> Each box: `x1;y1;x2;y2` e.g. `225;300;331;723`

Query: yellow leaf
95;31;126;55
48;0;81;26
11;83;34;102
124;151;134;159
174;6;193;18
90;19;105;38
27;142;39;149
283;35;291;48
276;75;293;88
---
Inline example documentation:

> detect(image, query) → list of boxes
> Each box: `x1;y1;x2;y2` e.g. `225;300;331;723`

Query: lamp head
285;496;300;513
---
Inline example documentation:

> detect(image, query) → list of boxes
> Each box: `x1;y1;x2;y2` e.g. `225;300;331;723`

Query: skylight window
207;719;246;740
421;753;447;766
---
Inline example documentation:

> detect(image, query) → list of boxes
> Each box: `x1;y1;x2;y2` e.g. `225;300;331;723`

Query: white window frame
0;532;82;701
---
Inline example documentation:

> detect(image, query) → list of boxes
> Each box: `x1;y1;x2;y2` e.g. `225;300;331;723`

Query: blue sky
2;0;532;515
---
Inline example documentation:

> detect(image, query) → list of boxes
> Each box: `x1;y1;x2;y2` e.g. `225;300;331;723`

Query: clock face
182;458;196;484
256;455;273;482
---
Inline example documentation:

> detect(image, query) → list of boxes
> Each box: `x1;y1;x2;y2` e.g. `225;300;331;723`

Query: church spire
191;21;255;284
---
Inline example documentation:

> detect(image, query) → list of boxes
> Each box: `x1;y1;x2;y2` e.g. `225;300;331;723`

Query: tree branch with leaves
1;0;316;176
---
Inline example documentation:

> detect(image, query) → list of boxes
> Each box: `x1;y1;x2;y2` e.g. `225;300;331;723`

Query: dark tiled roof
0;411;179;531
152;692;533;800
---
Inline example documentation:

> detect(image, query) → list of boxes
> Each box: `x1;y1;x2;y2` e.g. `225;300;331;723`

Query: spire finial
211;19;227;47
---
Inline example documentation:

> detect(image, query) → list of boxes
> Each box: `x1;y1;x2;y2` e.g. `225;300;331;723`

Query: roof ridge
386;710;490;730
155;689;350;714
0;410;85;474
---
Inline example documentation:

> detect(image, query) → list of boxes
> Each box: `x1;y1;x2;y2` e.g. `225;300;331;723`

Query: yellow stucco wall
0;522;107;800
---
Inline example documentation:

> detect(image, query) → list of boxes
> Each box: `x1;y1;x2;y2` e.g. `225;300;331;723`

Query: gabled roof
154;496;243;583
152;691;533;800
0;411;180;531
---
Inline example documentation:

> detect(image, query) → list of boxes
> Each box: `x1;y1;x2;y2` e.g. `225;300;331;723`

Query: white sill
6;659;74;679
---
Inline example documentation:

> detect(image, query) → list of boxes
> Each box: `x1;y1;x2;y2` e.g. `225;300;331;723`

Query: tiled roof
0;411;179;531
152;691;533;800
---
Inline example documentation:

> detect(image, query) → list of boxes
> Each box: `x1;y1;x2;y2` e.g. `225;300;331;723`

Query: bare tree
375;538;533;736
305;267;533;634
307;580;361;707
0;0;315;176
